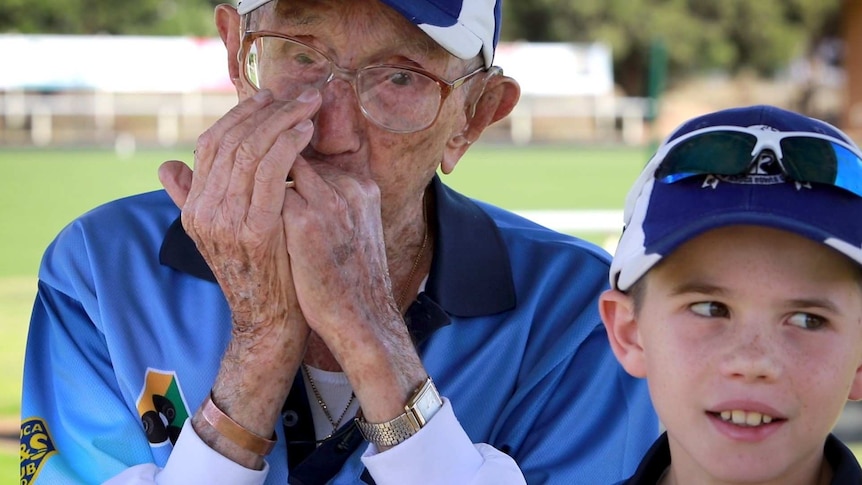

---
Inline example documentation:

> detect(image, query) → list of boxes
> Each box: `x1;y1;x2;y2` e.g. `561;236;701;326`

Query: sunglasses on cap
652;125;862;197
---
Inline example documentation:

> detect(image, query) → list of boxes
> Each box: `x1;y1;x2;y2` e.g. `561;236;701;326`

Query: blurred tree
0;0;220;36
0;0;841;96
502;0;842;96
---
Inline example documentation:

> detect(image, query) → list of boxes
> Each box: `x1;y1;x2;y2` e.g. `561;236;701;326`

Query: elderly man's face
233;0;480;224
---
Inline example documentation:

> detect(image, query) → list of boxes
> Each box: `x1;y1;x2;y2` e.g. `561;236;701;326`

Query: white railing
1;90;237;147
0;90;650;147
508;96;654;146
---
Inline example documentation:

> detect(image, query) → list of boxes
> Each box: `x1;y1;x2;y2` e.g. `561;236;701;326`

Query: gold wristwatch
355;377;443;447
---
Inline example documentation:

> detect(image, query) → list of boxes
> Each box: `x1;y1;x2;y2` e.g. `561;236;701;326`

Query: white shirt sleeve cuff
361;398;524;485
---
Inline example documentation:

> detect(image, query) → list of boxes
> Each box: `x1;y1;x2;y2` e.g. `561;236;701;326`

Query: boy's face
601;225;862;484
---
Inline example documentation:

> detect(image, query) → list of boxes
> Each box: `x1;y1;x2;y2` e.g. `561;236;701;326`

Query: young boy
600;104;862;484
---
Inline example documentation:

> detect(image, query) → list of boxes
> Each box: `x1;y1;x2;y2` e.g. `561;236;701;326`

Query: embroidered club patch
20;417;57;484
136;369;191;446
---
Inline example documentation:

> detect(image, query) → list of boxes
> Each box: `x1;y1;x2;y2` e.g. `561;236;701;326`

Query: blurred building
0;25;858;148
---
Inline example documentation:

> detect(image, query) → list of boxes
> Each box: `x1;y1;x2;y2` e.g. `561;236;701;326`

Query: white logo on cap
702;139;811;190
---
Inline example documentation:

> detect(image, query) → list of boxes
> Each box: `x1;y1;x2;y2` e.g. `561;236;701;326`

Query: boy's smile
619;225;862;484
716;410;775;426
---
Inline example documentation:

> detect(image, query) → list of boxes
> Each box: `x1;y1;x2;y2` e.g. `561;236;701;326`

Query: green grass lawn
0;440;13;482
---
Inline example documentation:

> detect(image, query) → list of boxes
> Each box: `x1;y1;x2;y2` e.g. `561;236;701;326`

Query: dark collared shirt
618;432;862;484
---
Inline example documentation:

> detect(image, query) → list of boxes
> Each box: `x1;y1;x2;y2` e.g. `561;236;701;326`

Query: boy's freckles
635;224;862;484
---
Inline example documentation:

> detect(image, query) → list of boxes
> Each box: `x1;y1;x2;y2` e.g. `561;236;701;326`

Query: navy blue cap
611;105;862;291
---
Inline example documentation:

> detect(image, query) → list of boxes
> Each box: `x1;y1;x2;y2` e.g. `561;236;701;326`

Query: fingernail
254;89;272;101
297;88;319;103
294;119;313;133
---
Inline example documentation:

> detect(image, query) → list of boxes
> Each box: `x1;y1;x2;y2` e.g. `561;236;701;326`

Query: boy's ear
847;361;862;401
599;289;648;378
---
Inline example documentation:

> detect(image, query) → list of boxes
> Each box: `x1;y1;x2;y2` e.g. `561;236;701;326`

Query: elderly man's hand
283;158;428;428
160;88;321;344
157;88;323;469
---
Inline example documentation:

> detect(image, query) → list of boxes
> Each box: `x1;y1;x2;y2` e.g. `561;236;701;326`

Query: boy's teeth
718;410;774;426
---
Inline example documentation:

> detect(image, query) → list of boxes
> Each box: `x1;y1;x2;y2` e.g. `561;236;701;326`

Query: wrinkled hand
282;157;427;422
159;89;321;341
283;156;398;331
157;89;325;469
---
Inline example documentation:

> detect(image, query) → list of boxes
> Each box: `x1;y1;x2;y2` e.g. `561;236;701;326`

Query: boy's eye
787;312;826;330
689;301;729;318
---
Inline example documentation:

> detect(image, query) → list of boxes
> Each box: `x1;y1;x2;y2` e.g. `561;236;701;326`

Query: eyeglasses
240;31;490;133
653;125;862;197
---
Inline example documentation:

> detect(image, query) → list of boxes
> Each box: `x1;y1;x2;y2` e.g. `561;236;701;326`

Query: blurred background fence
0;36;656;149
0;89;655;148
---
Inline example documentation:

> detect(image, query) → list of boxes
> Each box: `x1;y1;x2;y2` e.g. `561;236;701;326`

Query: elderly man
20;0;657;483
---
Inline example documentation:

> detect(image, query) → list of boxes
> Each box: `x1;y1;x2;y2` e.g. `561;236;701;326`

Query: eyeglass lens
245;35;445;132
655;131;862;197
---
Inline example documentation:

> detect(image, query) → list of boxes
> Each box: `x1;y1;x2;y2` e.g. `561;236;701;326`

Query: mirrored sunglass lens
247;37;330;96
781;137;862;197
833;145;862;196
779;137;838;184
357;67;442;132
656;131;757;183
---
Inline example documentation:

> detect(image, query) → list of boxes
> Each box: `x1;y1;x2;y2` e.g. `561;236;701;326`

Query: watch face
412;380;443;426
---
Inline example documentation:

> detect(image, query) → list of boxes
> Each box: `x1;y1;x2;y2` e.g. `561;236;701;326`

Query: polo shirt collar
425;175;515;316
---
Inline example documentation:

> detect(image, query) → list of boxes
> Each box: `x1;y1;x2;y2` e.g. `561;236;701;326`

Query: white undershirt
301;365;360;442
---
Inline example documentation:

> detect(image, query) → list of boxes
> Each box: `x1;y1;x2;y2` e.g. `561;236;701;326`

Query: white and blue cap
611;104;862;291
236;0;501;68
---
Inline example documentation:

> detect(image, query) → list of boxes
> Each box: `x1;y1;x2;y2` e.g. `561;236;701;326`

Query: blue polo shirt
21;176;657;484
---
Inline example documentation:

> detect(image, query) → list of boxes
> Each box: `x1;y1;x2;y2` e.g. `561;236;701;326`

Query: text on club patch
20;417;57;484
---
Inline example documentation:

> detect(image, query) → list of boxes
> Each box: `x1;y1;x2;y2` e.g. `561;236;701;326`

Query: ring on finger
285;177;296;189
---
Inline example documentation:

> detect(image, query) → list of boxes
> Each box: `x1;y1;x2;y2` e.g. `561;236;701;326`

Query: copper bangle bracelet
200;393;277;456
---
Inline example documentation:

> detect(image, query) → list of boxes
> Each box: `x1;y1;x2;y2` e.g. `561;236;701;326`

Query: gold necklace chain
395;200;429;310
302;364;356;437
